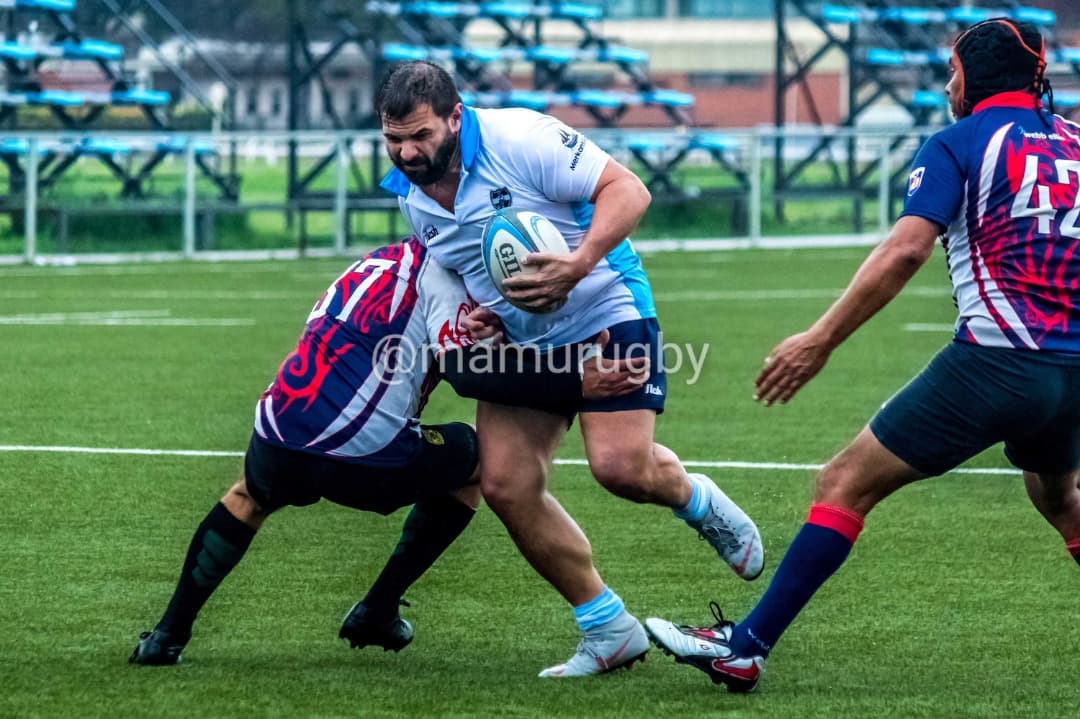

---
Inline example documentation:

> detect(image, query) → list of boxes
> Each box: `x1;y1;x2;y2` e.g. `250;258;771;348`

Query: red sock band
1066;537;1080;558
807;503;865;544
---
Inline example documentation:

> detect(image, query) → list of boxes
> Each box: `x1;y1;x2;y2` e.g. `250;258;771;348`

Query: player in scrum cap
646;18;1080;692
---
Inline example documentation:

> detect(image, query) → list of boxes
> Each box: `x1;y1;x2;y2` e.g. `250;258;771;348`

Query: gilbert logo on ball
481;209;571;313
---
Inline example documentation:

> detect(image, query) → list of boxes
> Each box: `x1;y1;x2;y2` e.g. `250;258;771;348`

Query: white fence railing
0;125;939;264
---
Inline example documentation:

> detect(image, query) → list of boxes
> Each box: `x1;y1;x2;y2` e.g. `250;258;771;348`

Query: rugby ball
481;209;571;313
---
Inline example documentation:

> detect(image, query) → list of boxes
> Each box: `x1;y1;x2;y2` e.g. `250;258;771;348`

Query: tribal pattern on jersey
253;239;472;465
903;93;1080;352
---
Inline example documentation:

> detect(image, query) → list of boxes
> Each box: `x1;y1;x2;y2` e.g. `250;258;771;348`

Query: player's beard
395;130;459;186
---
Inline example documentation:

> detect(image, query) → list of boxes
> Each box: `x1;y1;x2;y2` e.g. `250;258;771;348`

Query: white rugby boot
683;473;764;580
538;611;649;678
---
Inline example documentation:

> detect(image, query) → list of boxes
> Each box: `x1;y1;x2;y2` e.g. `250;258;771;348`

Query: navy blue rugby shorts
870;340;1080;476
579;317;666;414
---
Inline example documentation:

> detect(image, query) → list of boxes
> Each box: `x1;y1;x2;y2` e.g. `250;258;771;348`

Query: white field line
904;323;955;332
0;236;885;269
658;286;950;302
0;444;1020;477
0;309;254;327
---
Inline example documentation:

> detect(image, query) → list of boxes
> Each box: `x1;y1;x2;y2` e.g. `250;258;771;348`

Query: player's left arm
754;215;940;406
503;159;651;310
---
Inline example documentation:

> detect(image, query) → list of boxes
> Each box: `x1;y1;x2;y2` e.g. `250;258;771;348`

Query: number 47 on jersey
1011;155;1080;238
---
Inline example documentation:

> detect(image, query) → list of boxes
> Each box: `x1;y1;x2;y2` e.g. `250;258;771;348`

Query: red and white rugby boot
645;602;764;693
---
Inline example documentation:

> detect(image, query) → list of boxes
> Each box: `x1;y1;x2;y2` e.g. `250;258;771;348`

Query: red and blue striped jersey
254;238;475;465
902;92;1080;353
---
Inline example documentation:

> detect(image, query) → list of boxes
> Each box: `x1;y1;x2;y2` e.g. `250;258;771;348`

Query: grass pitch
1;247;1076;718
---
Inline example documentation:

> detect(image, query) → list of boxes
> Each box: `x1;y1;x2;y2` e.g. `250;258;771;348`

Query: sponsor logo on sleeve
908;167;925;197
558;128;580;149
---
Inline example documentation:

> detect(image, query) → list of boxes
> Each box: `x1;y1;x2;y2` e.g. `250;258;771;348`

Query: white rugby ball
481;209;571;313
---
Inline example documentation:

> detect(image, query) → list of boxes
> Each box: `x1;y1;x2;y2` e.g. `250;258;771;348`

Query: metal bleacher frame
0;0;239;204
772;0;1079;228
286;0;749;233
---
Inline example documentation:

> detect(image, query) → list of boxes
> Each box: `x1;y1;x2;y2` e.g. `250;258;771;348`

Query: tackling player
645;19;1080;692
130;237;643;665
375;61;764;678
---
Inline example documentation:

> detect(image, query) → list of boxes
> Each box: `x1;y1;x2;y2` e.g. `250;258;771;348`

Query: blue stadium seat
912;90;947;108
1050;92;1080;110
0;90;28;105
28;89;83;106
509;89;567;110
74;137;131;156
864;48;906;67
528;45;577;65
596;45;648;65
1055;47;1080;65
552;2;602;21
691;133;739;152
455;46;522;63
1011;7;1056;27
481;2;544;20
156;137;215;155
11;0;77;10
111;88;170;105
946;7;991;25
401;1;474;18
57;39;124;62
572;89;640;108
381;42;430;62
880;7;946;25
0;138;30;155
0;41;37;62
820;4;863;25
643;89;694;108
625;134;674;153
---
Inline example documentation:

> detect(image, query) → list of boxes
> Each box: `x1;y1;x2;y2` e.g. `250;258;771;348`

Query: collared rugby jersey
381;106;655;348
254;238;474;464
902;92;1080;352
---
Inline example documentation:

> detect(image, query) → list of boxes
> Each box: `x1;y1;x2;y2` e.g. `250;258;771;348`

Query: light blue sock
673;475;709;522
573;586;625;632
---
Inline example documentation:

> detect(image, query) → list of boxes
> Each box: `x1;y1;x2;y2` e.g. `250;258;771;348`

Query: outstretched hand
754;331;832;406
501;252;587;312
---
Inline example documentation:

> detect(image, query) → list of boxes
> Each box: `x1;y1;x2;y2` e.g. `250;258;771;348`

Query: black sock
362;496;476;616
156;502;257;637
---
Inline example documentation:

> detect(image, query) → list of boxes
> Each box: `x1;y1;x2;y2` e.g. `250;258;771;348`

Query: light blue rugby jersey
381;106;656;347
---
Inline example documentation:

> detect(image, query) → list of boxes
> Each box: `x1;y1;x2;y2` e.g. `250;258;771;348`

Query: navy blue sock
730;504;864;658
157;502;257;637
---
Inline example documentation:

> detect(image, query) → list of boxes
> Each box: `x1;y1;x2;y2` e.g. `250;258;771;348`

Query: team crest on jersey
908;167;925;197
559;128;579;149
489;186;512;210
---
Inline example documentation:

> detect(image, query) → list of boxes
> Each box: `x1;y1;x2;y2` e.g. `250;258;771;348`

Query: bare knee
481;469;542;517
221;479;271;527
590;450;653;503
814;455;872;512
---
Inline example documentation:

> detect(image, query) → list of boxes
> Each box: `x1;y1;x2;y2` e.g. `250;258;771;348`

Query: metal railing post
749;127;763;246
183;139;197;258
878;136;892;238
334;137;348;254
24;138;39;264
